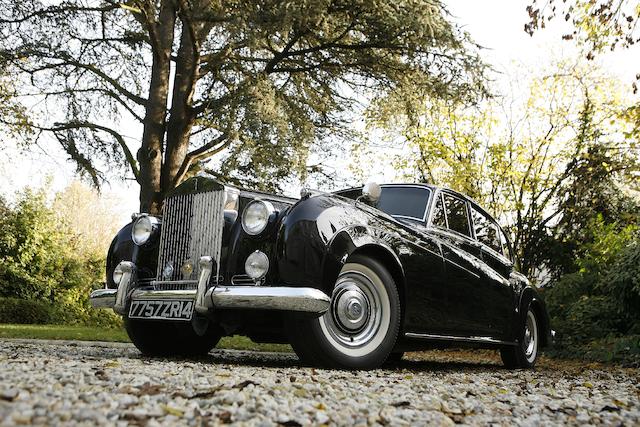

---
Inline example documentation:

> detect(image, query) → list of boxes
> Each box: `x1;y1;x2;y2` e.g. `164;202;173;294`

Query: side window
431;193;447;228
499;228;513;261
470;206;502;254
442;194;471;237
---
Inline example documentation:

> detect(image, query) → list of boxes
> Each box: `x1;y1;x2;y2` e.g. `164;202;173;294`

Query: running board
405;332;517;346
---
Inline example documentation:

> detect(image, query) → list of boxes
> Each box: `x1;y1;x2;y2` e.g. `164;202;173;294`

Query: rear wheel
500;306;539;369
125;318;222;357
287;255;401;369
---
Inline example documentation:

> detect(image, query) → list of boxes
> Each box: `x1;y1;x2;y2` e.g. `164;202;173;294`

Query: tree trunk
138;0;177;215
162;21;200;195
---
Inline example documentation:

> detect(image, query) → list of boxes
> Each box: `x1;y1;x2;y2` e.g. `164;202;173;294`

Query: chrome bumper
90;285;330;316
92;258;330;317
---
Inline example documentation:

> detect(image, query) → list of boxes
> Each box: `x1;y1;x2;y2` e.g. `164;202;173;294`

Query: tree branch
35;120;140;183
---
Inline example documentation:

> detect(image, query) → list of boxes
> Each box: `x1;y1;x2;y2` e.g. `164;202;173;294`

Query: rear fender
517;286;552;347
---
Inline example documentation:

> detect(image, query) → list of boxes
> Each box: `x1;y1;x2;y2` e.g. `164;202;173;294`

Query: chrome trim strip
208;286;330;315
132;289;197;299
153;280;199;286
113;262;135;315
405;332;516;346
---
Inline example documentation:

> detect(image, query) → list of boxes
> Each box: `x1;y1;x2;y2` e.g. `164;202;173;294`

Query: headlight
245;250;269;279
241;200;275;235
131;214;160;245
112;263;125;285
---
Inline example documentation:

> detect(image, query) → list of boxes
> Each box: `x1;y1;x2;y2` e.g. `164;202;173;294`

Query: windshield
376;186;432;222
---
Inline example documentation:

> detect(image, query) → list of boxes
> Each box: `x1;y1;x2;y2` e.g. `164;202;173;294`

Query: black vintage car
91;176;553;369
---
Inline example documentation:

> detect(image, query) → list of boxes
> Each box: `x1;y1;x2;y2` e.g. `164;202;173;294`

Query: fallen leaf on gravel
94;370;109;380
218;410;232;423
119;383;164;397
613;399;629;409
293;388;309;398
583;381;594;388
188;386;223;399
104;361;120;368
0;389;18;402
161;404;184;417
234;380;258;390
315;402;326;410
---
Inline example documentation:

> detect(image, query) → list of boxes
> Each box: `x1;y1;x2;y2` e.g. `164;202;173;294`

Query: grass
0;323;129;342
0;323;292;353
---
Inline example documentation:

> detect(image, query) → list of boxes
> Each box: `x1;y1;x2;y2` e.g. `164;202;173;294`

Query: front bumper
90;286;331;315
91;258;330;317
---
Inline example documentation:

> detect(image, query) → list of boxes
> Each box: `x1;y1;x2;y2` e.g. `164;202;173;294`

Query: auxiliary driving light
245;250;269;280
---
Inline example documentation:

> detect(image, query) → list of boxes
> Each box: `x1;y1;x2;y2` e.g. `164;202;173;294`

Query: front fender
276;195;405;296
105;222;158;288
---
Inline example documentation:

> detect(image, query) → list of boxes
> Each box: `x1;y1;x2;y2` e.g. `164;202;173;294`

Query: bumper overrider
90;257;331;317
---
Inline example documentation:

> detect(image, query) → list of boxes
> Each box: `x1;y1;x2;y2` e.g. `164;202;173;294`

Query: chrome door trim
405;332;516;346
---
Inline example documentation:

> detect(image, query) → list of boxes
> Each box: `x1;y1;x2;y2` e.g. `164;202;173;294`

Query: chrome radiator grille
156;190;225;283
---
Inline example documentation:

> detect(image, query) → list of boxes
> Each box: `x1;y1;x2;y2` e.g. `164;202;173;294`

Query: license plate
128;300;194;321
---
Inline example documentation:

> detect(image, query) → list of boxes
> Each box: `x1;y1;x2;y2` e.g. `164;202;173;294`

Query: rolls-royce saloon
90;177;552;369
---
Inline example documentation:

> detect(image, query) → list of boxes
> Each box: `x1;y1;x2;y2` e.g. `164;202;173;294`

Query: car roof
336;183;496;222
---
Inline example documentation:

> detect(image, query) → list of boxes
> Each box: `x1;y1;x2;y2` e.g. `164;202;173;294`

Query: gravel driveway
0;339;638;426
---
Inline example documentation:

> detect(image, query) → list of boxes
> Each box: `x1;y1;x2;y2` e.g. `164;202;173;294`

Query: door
428;192;488;336
469;205;515;338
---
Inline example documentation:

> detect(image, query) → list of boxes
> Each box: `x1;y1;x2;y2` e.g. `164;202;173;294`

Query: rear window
376;187;431;220
470;206;502;254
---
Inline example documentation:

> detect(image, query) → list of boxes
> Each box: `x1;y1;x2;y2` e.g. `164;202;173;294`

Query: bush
0;297;56;324
544;218;640;363
0;297;122;328
0;185;125;329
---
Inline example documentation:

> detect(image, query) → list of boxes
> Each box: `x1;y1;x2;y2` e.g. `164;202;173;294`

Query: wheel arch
518;287;551;348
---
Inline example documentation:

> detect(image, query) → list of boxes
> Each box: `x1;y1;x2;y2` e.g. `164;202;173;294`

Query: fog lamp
245;250;269;280
112;262;125;285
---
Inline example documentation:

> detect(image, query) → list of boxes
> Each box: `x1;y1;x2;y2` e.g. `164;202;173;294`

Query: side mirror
361;182;382;203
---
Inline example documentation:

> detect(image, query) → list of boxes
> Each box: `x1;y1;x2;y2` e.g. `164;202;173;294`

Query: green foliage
545;219;640;347
0;186;120;328
360;59;640;278
0;297;56;324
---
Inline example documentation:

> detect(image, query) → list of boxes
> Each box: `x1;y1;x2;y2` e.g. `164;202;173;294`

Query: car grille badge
162;262;174;280
181;260;194;280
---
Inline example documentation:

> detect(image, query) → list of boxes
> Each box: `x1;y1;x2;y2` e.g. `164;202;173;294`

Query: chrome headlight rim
241;200;276;236
131;214;161;246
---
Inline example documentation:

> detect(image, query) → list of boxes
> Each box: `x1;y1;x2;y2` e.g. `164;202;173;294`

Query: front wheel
500;306;539;369
287;255;401;369
125;318;222;357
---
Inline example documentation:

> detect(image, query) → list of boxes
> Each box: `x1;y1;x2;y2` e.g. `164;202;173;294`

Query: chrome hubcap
334;287;370;332
523;310;538;362
323;271;383;348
